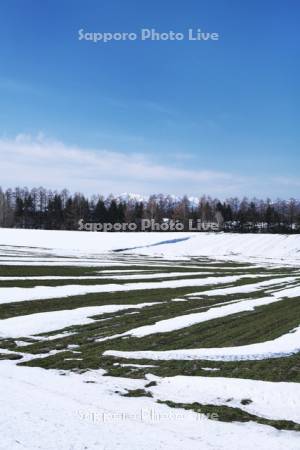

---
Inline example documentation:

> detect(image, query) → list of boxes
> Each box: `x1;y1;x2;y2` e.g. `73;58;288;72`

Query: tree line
0;186;299;233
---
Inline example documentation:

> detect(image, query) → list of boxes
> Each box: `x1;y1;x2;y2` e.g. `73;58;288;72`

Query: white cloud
271;176;300;189
0;134;242;196
0;134;294;198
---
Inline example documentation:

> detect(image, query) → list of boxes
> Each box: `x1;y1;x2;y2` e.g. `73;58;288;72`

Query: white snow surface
105;325;300;361
101;278;298;339
0;275;247;305
1;229;300;448
148;375;300;423
0;303;157;338
193;277;298;296
1;228;300;265
0;271;206;281
122;296;282;338
0;361;299;450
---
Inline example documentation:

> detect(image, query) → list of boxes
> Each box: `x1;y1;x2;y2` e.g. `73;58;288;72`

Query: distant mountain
118;193;200;207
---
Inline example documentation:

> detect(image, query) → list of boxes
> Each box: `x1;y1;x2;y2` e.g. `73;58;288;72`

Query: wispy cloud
0;134;293;198
271;176;300;189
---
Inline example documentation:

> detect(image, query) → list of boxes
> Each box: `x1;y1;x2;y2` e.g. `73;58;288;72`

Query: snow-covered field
1;227;300;264
0;229;300;449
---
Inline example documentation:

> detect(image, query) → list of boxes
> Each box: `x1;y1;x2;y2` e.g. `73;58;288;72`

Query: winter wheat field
1;229;300;450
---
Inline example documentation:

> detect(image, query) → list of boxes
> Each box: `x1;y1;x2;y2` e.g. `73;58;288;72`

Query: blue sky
0;0;299;198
